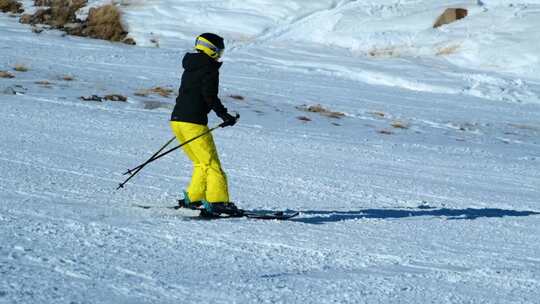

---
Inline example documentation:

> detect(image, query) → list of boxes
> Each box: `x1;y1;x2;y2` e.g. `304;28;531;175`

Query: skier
170;33;240;216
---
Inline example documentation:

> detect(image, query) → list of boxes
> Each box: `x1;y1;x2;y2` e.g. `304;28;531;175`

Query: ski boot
176;191;202;210
200;201;244;218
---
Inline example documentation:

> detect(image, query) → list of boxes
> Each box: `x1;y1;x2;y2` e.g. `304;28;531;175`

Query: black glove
219;112;239;127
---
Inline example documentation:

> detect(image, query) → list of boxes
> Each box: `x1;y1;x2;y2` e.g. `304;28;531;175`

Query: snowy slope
2;1;540;303
106;0;540;80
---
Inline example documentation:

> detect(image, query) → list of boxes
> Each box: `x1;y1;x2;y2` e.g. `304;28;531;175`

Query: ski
133;204;299;220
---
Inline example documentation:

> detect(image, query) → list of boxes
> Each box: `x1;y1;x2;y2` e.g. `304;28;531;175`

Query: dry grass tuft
297;104;345;119
390;120;409;129
136;86;174;98
35;80;52;85
150;87;173;97
0;71;15;78
367;111;386;118
436;44;460;56
0;0;24;14
13;64;29;72
77;4;127;42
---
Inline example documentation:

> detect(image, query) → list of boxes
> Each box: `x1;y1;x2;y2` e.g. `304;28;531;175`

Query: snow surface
2;1;540;303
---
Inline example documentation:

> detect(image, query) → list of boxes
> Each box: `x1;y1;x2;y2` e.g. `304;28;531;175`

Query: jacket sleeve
201;69;228;117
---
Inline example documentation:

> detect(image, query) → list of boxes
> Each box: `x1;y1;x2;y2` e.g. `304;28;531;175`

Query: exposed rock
104;94;127;102
80;95;103;102
434;8;468;28
0;71;15;78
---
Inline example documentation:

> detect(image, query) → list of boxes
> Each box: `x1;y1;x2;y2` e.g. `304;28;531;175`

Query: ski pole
116;116;238;190
122;136;176;175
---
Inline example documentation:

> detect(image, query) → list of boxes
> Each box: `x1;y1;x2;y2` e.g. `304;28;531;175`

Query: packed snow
1;1;540;303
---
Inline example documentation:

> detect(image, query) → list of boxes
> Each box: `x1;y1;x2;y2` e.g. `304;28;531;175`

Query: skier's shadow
292;207;540;225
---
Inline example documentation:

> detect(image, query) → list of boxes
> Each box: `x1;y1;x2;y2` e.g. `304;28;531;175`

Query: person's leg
201;137;229;203
170;121;207;202
177;124;229;203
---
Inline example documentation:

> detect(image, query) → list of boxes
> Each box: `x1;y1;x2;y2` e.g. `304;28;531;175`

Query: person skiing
170;33;239;216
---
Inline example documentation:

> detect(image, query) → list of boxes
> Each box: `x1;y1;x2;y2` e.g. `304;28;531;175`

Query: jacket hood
182;52;223;71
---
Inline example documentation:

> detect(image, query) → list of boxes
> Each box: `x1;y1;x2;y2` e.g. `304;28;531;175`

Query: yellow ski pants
170;121;229;203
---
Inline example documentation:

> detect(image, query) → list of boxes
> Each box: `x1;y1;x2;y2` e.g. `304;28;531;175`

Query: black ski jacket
171;52;228;125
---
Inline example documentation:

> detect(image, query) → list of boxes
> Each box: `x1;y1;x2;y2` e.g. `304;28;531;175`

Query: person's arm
202;70;227;117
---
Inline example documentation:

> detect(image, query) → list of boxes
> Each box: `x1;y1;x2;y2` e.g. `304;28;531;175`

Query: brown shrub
433;8;468;28
297;104;345;119
78;4;127;41
20;1;133;44
0;0;24;14
0;71;15;78
34;0;52;6
20;0;87;27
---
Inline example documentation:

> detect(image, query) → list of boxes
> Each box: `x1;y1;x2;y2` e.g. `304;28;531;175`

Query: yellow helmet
195;33;225;60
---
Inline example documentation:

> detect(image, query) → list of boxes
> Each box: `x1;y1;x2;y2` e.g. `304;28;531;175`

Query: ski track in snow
1;7;540;304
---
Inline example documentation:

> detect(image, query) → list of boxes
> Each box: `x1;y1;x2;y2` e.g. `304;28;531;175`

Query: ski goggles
195;36;224;59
